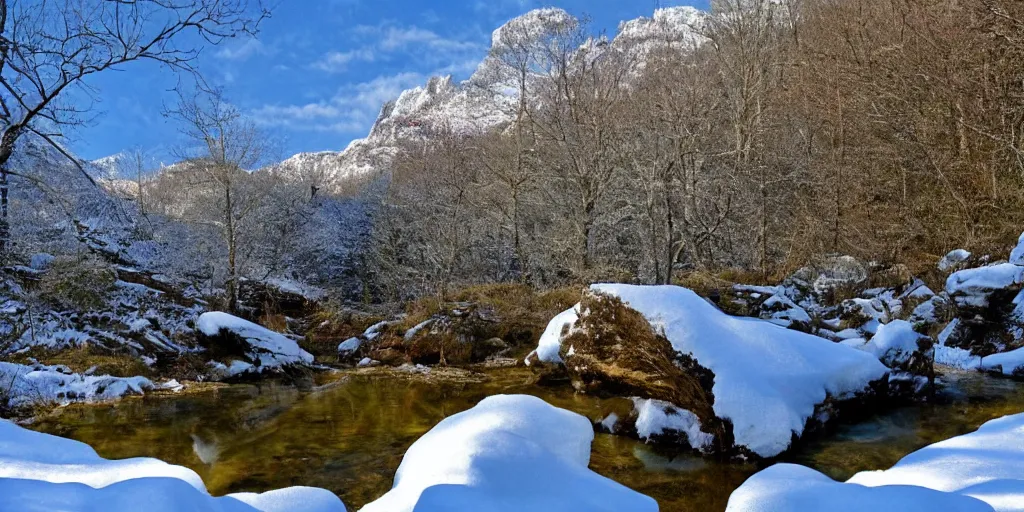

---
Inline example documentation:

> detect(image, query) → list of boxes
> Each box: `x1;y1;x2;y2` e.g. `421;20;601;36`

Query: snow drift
0;419;346;512
360;394;658;512
726;412;1024;511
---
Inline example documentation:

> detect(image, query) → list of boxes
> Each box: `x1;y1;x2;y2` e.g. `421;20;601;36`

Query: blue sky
67;0;708;163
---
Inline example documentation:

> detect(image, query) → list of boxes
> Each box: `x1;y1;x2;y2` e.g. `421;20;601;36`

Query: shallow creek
30;368;1024;511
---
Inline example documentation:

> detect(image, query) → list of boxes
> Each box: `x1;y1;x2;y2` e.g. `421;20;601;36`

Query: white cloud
311;47;377;72
215;38;271;61
250;72;428;134
311;23;486;74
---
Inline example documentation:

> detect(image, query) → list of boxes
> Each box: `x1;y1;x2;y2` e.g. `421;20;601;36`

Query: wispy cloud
310;22;487;74
250;72;428;133
214;38;273;61
311;47;377;73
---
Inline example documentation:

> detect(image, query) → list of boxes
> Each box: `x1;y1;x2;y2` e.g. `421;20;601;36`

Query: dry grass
302;307;384;360
563;292;729;451
36;256;117;311
13;345;153;378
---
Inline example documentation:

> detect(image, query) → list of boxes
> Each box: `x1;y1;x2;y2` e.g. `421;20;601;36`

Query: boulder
196;312;313;380
531;284;889;458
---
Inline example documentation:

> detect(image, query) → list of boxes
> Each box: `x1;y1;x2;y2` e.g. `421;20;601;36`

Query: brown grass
562;292;729;451
13;345;153;378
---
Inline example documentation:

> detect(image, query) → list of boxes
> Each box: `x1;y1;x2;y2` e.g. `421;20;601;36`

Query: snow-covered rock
196;312;313;376
939;249;973;272
1010;232;1024;266
852;320;931;371
29;253;55;270
337;337;361;355
726;463;990;512
0;362;152;409
534;284;888;457
727;412;1024;511
361;394;657;512
793;255;869;295
631;397;714;452
946;263;1024;309
978;347;1024;377
0;419;346;512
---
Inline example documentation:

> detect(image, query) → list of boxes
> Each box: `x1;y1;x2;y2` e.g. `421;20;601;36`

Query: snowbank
197;312;313;373
978;347;1024;377
361;394;657;512
727;412;1024;511
0;362;152;408
534;284;888;457
0;419;346;512
725;463;990;512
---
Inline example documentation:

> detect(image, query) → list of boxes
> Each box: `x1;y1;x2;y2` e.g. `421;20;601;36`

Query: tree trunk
225;185;238;314
0;165;8;260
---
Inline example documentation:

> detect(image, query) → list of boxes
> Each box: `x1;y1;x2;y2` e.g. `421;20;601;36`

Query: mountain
275;6;705;193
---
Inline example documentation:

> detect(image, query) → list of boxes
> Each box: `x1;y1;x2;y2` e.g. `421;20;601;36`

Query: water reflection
30;368;1024;512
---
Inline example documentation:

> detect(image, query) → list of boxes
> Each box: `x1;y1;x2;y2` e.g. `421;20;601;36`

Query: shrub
37;256;116;310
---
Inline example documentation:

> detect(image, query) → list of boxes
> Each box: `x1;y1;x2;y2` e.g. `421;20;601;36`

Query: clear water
30;369;1024;511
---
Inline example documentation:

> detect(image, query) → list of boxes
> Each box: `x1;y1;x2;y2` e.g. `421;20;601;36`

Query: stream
30;367;1024;511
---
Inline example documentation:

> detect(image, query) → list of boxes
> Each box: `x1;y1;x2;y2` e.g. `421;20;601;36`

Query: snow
1010;232;1024;266
337;337;361;354
265;278;326;301
728;412;1024;511
849;412;1024;510
535;284;889;457
854;320;926;368
361;394;657;512
940;249;973;272
934;344;981;370
631;397;714;452
946;263;1024;308
29;253;55;270
910;295;944;324
979;347;1024;376
761;294;812;327
0;362;152;408
362;320;392;341
403;319;434;341
197;312;314;370
0;419;347;512
527;305;579;365
725;463;990;512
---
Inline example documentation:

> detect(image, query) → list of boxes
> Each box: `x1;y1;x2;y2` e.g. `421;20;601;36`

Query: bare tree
167;87;273;313
0;0;268;256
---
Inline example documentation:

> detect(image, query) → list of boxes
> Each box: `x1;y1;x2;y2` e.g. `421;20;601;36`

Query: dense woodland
3;0;1024;307
370;0;1024;299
